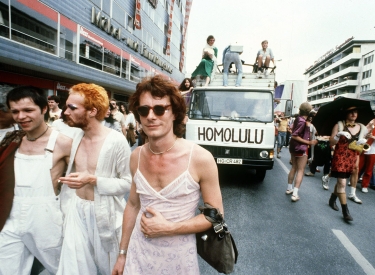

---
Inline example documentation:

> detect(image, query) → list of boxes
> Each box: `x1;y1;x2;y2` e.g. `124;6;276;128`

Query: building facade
304;38;375;109
0;0;192;105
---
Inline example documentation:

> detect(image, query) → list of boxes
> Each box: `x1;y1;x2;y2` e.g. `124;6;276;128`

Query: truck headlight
260;151;269;158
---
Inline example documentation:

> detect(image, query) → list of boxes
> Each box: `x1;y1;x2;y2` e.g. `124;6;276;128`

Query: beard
65;116;89;129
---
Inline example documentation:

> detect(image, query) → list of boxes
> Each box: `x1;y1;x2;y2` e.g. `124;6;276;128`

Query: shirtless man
57;83;132;275
112;75;223;275
0;86;72;274
47;95;62;125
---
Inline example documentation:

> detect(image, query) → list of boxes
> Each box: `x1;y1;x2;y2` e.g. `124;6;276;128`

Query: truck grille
201;145;269;159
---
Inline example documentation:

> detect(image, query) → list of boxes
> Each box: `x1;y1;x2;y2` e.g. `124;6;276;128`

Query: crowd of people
275;102;375;221
0;75;223;275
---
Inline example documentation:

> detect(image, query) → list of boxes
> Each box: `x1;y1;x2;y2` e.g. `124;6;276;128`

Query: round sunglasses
137;105;171;117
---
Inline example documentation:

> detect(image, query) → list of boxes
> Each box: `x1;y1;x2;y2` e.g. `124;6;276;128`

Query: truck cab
185;68;285;181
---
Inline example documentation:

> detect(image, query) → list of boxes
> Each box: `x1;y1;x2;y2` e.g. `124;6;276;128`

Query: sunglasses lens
137;106;150;117
153;105;166;116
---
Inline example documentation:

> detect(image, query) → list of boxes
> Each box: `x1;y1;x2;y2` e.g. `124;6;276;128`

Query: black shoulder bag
196;203;238;274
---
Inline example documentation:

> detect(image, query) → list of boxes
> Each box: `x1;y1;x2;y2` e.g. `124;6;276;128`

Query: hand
310;140;318;146
59;171;96;189
357;138;367;145
112;255;126;275
140;207;173;238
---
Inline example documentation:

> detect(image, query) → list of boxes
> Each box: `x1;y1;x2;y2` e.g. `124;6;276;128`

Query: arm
140;146;223;238
329;123;339;147
112;150;141;275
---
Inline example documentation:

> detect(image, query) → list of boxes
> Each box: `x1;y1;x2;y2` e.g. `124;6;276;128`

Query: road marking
332;229;375;275
275;157;290;174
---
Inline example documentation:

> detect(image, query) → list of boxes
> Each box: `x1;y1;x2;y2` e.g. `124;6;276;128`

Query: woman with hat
328;106;367;221
286;102;318;202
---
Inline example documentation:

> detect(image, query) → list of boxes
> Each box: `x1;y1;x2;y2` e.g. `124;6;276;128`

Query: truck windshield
188;90;273;122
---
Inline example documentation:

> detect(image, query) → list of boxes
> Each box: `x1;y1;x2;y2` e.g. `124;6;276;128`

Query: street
198;148;375;275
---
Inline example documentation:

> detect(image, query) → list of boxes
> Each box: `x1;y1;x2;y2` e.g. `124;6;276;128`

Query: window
0;1;10;38
90;0;101;8
59;23;76;61
127;15;133;32
102;0;111;15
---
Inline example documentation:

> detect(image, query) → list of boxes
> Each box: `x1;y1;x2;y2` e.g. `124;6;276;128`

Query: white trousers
0;196;63;275
57;195;116;275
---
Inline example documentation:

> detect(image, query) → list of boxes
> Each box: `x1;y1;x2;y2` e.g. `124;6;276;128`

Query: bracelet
119;249;127;255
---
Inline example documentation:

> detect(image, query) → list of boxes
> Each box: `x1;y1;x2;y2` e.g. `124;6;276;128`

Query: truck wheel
254;169;266;182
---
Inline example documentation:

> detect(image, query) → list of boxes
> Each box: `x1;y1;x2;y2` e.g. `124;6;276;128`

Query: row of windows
364;55;374;65
0;2;166;84
363;69;372;79
361;84;371;92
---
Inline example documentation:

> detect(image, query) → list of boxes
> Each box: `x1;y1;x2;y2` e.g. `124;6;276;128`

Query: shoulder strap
138;145;144;170
187;143;194;170
45;130;59;152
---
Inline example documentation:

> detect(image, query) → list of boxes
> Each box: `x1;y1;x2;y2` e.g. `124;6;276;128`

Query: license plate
216;158;243;165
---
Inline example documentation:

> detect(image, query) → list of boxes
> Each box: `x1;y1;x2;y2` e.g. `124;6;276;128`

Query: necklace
148;138;178;155
26;126;49;141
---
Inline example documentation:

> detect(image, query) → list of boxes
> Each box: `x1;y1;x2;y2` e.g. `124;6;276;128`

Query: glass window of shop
60;25;76;61
79;37;103;71
103;48;121;76
121;57;129;79
10;2;58;55
131;64;142;83
0;1;9;38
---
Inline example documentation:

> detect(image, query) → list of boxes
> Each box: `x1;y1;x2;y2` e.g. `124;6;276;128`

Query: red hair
70;83;109;120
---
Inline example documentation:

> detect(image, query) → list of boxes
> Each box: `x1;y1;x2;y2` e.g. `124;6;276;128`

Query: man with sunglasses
57;83;132;275
0;86;72;275
112;75;223;275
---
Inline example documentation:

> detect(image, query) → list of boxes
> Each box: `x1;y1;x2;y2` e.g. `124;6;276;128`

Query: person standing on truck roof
286;102;318;202
222;45;243;87
255;40;275;78
191;35;218;87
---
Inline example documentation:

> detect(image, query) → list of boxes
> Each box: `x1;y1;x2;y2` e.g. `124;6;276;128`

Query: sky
185;0;375;84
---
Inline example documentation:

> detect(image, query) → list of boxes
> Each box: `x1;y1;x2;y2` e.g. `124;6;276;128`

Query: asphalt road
198;148;375;275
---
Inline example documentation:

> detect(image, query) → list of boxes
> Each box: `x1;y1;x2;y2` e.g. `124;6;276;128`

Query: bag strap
199;203;226;233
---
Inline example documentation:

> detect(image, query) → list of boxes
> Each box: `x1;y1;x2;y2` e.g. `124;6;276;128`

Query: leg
223;54;231;86
234;54;243;86
257;55;263;70
204;76;210;86
336;178;353;221
361;154;375;189
348;156;362;203
0;219;34;275
294;155;308;189
264;56;271;68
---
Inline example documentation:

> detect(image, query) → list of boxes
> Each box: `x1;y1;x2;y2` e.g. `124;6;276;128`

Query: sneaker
291;195;300;202
362;188;368;193
277;154;281;158
257;70;262;78
348;194;362;204
264;69;270;78
358;177;363;183
285;189;294;195
305;172;315;176
321;175;330;190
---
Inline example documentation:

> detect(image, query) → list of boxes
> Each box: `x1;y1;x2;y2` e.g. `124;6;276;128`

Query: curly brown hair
129;75;186;138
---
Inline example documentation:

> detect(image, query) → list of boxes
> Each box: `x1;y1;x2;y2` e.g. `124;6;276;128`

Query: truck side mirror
285;100;293;117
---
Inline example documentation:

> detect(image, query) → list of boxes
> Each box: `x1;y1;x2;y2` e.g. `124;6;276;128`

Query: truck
185;67;292;181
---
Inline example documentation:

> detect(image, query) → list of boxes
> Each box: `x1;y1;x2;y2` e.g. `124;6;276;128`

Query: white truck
186;68;292;181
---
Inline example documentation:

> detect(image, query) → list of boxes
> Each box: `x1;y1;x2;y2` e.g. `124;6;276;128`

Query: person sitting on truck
222;45;243;87
221;98;239;119
191;35;218;87
255;40;275;78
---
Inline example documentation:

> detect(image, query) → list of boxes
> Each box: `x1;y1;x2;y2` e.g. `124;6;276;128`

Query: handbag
196;203;238;274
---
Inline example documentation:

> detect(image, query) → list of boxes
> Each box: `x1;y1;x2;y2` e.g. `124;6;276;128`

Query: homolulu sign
196;126;264;144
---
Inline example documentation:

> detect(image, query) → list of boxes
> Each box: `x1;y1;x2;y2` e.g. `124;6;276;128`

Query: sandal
291;195;300;202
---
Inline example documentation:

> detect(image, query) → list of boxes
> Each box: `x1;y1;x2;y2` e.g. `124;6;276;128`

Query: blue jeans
223;52;243;86
277;131;287;149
